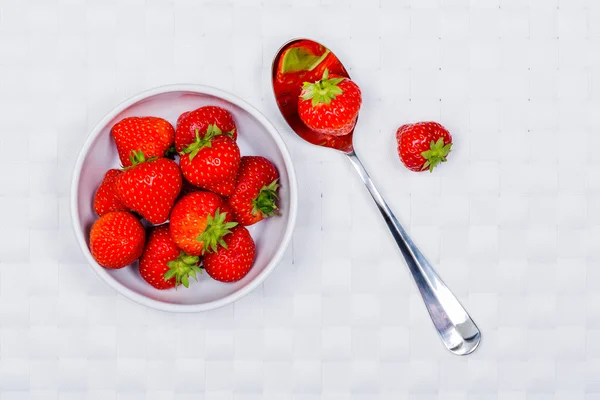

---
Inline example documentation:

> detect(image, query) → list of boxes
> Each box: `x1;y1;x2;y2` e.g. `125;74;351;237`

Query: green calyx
180;124;235;161
164;252;202;288
252;179;280;217
280;47;330;73
301;68;345;107
421;138;453;173
196;208;238;254
125;150;156;169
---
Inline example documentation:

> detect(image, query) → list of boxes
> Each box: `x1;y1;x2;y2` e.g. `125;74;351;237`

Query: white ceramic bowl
71;84;297;312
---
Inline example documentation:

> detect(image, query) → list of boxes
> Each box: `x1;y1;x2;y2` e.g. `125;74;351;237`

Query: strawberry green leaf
420;138;452;173
196;208;238;254
224;128;235;139
189;268;198;281
280;47;330;73
123;150;157;170
251;179;280;218
301;68;345;107
163;269;177;280
180;124;227;161
164;252;202;288
191;265;203;275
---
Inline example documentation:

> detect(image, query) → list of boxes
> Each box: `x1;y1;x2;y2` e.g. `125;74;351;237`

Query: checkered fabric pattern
1;0;599;397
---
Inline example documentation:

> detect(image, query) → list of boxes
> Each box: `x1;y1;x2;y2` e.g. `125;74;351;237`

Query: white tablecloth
1;0;599;397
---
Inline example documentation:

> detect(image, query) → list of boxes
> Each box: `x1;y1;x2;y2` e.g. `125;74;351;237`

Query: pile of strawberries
88;106;280;290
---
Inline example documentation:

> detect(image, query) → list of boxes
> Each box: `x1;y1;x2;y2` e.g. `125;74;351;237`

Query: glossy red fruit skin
89;211;145;269
175;106;237;152
179;136;241;197
139;225;181;290
298;75;362;137
228;156;279;226
202;176;237;198
203;226;256;283
93;169;128;216
111;117;175;168
169;191;234;256
115;158;182;225
396;122;453;172
176;111;191;129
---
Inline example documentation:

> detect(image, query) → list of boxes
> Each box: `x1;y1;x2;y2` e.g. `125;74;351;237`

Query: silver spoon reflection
272;38;481;355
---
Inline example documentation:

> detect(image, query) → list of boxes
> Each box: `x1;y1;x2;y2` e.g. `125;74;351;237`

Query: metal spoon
271;38;481;356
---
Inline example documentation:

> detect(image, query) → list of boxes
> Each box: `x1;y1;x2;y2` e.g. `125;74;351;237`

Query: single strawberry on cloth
396;122;453;172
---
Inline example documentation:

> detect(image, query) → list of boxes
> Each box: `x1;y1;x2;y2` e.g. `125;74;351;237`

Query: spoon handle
345;151;481;355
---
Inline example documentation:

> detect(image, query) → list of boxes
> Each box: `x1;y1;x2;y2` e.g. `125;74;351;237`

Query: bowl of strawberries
71;84;297;312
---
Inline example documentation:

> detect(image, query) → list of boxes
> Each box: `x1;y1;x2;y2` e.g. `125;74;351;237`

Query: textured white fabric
0;0;599;397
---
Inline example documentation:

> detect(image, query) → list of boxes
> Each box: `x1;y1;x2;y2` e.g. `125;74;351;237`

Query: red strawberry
93;169;128;216
111;117;175;168
396;122;453;172
139;225;202;290
89;211;145;269
175;106;237;152
176;111;192;129
179;125;241;197
228;156;279;226
169;191;237;256
201;175;237;198
298;69;362;137
115;153;182;224
203;226;256;282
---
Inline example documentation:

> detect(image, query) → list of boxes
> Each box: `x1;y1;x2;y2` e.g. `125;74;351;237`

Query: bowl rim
70;84;298;312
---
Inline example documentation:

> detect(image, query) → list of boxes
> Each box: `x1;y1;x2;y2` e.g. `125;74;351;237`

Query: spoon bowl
272;39;354;153
271;38;481;356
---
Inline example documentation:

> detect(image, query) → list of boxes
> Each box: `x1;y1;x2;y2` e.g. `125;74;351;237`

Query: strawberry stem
180;124;235;161
196;208;238;254
164;252;202;288
301;68;345;106
252;179;279;218
421;138;453;173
